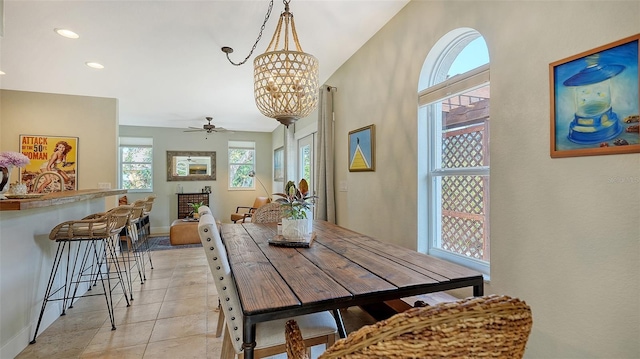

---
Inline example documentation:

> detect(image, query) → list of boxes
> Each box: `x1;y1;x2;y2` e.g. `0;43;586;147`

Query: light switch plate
339;180;348;192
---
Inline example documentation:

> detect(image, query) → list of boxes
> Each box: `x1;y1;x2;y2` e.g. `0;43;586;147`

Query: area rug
121;236;202;251
148;235;202;251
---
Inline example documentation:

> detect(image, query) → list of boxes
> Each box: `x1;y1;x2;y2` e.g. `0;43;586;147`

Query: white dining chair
197;206;337;359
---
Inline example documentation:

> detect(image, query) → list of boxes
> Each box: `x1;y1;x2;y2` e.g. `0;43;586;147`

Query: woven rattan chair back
130;200;146;223
50;205;131;241
143;195;156;214
106;205;133;235
286;295;533;359
252;202;288;223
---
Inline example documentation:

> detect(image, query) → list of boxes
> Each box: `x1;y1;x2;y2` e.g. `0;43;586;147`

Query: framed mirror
167;151;216;181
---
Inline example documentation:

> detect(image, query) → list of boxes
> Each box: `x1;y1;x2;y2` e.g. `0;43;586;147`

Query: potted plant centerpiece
274;179;315;241
188;201;204;219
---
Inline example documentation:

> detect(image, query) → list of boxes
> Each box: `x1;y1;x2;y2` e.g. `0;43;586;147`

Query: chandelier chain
224;0;275;66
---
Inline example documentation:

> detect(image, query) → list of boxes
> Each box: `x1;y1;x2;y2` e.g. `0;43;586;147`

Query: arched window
418;28;490;276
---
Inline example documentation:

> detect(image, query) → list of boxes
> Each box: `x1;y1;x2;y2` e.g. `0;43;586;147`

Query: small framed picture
348;124;375;172
273;147;284;181
550;34;639;158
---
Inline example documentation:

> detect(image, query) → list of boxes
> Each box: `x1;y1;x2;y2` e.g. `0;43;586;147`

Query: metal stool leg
125;223;145;286
30;241;67;344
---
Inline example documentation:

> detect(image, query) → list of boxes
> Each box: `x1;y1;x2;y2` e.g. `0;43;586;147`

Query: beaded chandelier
222;0;319;127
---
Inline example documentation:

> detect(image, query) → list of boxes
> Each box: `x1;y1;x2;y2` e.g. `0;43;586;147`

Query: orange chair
230;196;270;223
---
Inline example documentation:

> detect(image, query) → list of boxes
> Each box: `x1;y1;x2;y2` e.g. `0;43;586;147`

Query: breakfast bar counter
0;188;126;358
0;188;126;211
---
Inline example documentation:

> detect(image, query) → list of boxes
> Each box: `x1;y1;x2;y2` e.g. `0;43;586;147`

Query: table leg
332;309;347;338
242;323;256;359
473;282;484;296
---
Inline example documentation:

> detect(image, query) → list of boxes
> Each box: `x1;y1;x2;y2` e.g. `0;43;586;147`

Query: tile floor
16;244;375;359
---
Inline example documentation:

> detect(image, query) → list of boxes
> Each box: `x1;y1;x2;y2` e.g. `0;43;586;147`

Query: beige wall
0;90;118;195
327;1;639;358
0;89;119;356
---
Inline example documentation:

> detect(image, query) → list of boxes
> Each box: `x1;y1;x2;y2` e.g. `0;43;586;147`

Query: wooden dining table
221;220;484;359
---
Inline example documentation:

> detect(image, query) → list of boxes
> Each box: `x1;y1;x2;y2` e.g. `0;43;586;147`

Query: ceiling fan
184;117;228;133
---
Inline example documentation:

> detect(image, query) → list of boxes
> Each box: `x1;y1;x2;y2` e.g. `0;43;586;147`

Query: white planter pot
281;218;313;241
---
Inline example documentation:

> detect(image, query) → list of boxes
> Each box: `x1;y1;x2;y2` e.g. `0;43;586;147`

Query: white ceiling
0;0;409;133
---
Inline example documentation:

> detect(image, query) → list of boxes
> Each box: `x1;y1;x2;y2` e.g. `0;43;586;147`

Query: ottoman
169;219;200;245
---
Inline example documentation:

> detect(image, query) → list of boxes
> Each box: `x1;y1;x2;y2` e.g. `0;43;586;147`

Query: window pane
120;145;152;191
447;37;489;77
301;144;311;182
122;147;152;162
122;163;152;190
438;174;489;261
228;142;255;189
437;84;490;169
229;149;254;164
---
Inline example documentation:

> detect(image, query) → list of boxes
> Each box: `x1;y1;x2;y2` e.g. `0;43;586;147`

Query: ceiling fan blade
187;126;201;130
184;129;204;132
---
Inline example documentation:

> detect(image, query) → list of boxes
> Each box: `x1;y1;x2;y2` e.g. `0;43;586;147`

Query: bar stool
30;206;132;344
137;195;156;270
126;199;149;283
80;205;139;302
102;205;142;301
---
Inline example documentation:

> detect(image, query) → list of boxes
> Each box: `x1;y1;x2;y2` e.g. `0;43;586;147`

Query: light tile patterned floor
16;245;375;359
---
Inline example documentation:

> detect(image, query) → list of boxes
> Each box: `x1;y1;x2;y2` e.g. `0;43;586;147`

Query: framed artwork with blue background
348;124;375;172
550;34;639;158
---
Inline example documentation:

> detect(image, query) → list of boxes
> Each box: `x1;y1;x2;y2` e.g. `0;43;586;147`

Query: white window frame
228;140;256;190
118;137;153;193
418;31;491;278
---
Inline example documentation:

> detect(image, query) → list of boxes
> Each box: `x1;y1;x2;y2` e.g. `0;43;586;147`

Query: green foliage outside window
121;146;152;191
229;146;255;188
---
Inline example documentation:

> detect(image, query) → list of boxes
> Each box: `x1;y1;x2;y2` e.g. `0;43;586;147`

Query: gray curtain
314;85;336;222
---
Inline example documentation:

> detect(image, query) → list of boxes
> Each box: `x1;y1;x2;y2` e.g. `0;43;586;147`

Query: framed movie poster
348;124;375;172
19;135;79;193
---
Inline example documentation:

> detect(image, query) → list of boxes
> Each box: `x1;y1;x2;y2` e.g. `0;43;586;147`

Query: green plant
188;201;204;214
273;179;316;219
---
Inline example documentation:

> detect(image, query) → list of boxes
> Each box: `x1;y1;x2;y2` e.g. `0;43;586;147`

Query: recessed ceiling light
85;62;104;69
0;71;5;75
54;28;79;39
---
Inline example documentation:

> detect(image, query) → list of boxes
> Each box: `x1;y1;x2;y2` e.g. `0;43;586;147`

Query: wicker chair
285;295;533;359
231;196;271;223
252;202;288;223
